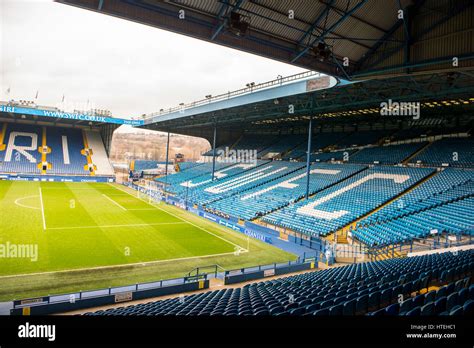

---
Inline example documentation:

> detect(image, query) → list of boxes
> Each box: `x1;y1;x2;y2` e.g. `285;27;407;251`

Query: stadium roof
140;70;474;140
57;0;474;79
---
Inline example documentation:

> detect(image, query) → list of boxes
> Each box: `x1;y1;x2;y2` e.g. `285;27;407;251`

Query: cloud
1;0;307;119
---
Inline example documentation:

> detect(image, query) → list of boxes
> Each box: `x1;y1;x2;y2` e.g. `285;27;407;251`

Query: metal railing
146;70;320;118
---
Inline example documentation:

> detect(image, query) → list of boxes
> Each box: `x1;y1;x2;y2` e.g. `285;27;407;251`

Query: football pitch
0;181;295;301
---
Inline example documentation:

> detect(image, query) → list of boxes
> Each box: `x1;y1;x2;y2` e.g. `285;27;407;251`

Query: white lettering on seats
5;132;38;163
205;165;288;194
62;135;70;165
241;169;341;201
296;173;410;220
180;163;256;188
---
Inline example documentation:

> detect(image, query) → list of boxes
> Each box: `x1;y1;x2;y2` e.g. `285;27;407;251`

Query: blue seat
436;286;447;299
449;305;463;315
445;282;455;296
368;308;385;316
319;299;334;310
329;304;343;316
457;288;468;304
412;294;424;308
391;285;403;303
469;285;474;300
385;303;399;316
341;298;355;315
446;293;458;312
254;309;269;316
463;299;474;315
289;307;305;316
380;288;392;307
399;298;413;315
424;290;436;304
421;302;434;316
368;291;380;311
434;297;447;314
355;295;368;315
313;308;329;316
305;303;319;314
405;306;421;316
269;306;284;315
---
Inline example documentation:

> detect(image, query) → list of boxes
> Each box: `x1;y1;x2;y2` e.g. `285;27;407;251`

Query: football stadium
1;0;473;346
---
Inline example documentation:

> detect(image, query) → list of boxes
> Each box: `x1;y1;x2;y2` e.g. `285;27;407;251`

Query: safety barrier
11;277;209;316
223;257;317;285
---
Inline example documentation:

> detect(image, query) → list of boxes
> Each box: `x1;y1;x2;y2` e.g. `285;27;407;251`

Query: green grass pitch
0;181;295;301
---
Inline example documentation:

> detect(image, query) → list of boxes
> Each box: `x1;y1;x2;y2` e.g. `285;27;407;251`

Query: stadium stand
84;130;114;176
165;160;270;197
206;163;365;220
262;166;434;237
202;134;280;157
335;129;393;148
177;162;203;172
182;160;304;205
352;168;474;246
0;123;42;174
233;134;279;154
257;135;304;158
156;161;233;186
83;249;473;316
282;132;347;160
130;160;161;172
411;137;474;167
310;149;356;162
0;122;113;176
349;142;428;165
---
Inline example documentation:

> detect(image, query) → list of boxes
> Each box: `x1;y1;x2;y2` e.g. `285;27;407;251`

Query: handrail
145;70;320;119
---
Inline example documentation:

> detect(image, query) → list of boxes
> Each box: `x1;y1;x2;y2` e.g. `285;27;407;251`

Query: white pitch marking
0;250;247;279
102;193;127;210
38;187;46;230
14;195;40;210
109;183;248;253
46;222;187;230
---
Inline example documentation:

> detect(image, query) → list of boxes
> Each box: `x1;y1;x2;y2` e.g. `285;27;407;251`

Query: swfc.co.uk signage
0;105;144;126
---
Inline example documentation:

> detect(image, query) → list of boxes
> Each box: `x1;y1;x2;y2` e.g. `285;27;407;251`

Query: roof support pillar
211;121;217;181
305;115;313;200
165;130;170;176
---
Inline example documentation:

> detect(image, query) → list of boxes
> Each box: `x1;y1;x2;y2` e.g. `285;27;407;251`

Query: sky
0;0;307;120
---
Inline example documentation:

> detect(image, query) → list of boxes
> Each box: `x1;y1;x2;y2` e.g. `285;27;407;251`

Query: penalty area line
102;193;127;211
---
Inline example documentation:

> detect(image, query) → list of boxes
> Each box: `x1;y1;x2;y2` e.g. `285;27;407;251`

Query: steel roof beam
318;0;387;34
291;0;368;63
211;0;245;41
295;0;335;48
224;0;372;51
